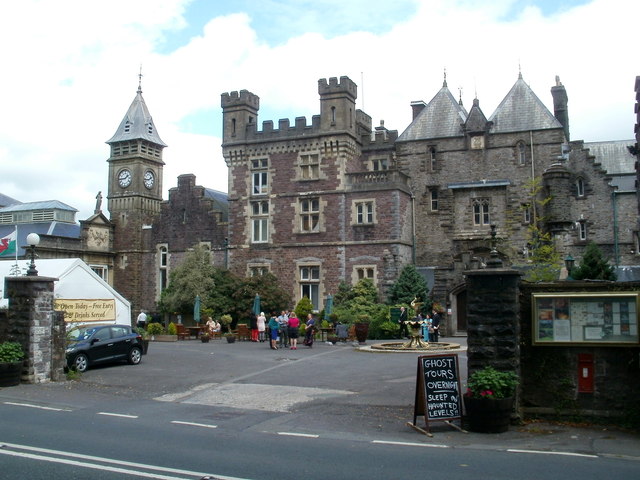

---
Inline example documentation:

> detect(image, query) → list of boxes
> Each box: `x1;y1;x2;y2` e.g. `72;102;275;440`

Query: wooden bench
235;324;250;341
175;324;190;340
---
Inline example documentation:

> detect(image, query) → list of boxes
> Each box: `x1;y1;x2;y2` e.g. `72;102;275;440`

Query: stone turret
221;89;260;143
318;76;357;134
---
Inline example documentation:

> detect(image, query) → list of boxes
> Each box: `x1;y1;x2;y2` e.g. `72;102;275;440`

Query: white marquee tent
0;258;131;325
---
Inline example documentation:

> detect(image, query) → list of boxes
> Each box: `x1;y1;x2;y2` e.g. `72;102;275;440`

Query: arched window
576;178;585;197
430;147;437;170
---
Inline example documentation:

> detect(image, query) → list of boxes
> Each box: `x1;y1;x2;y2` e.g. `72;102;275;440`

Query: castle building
221;74;638;331
3;73;636;331
221;77;412;311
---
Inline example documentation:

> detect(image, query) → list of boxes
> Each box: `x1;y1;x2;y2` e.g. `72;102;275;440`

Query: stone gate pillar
465;268;521;376
3;276;66;383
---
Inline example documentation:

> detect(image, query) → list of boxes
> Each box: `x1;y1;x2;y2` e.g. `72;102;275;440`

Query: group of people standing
398;306;441;342
250;310;316;350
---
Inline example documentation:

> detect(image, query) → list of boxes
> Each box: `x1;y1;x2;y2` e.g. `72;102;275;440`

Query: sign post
408;354;465;435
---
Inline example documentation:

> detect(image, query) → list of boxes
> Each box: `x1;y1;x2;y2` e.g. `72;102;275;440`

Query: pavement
1;334;639;461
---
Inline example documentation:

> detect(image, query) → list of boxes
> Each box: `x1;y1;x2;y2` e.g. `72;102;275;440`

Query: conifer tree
571;242;616;281
386;264;429;306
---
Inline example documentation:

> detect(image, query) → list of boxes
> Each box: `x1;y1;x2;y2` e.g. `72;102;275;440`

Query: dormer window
147;123;153;135
124;121;131;133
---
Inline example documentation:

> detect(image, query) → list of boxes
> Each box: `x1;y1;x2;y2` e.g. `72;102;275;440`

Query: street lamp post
564;254;575;281
26;233;40;276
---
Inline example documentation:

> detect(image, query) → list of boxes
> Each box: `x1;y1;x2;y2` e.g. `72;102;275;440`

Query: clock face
118;169;132;188
144;170;155;189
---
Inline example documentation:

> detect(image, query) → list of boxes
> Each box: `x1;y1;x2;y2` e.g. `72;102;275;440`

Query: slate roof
488;74;563;133
204;188;229;222
0;193;20;208
0;200;77;213
584;140;636;174
106;86;167;147
398;84;468;141
0;222;81;257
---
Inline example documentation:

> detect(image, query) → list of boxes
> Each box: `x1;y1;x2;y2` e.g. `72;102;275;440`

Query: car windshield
67;326;100;341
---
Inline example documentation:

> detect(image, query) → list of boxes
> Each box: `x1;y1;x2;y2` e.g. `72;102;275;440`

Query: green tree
158;246;215;314
386;264;429;306
571;242;616;281
231;272;292;320
294;296;314;321
523;177;562;282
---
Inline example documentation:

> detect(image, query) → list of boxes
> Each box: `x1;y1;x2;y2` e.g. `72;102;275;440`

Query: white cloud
0;0;636;222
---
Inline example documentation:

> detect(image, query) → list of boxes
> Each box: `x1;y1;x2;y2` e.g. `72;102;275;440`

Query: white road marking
97;412;139;418
277;432;319;438
372;440;449;448
0;441;252;480
3;401;72;412
171;420;218;429
507;448;598;458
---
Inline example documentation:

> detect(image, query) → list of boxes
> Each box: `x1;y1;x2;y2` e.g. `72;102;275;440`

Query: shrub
466;366;518;399
146;323;165;335
167;322;177;335
0;342;24;363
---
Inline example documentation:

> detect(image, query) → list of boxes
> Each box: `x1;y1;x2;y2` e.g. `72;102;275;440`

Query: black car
66;324;144;372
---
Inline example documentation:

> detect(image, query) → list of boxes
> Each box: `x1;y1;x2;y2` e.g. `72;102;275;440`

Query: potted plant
464;366;519;433
220;314;233;333
223;332;236;343
200;333;210;343
0;341;25;387
354;314;371;344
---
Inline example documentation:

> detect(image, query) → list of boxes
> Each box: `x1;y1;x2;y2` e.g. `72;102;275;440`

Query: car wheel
73;353;89;373
128;347;142;365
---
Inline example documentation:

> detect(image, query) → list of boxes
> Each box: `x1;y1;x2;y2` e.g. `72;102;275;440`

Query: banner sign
54;299;116;322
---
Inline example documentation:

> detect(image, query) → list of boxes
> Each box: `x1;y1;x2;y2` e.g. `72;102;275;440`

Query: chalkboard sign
412;354;462;429
389;307;402;323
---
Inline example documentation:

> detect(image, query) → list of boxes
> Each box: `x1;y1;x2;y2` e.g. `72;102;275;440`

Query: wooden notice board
412;354;462;430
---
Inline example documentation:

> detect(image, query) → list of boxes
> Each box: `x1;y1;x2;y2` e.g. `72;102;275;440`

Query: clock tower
106;79;167;316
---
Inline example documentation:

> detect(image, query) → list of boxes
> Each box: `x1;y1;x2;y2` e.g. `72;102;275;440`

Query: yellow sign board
54;299;116;322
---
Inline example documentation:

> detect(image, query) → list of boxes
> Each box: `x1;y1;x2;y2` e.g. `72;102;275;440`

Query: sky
0;0;637;221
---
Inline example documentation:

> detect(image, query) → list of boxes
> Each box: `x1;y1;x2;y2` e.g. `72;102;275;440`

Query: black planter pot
141;339;149;354
463;396;514;433
354;323;369;343
0;361;23;387
225;336;236;343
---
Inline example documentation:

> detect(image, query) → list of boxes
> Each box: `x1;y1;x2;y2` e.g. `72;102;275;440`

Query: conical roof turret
107;84;167;146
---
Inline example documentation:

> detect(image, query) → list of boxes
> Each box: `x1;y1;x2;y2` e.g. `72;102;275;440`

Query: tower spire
138;65;143;94
443;67;447;88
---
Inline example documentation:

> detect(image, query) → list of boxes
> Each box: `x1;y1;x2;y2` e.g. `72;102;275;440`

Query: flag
0;229;17;257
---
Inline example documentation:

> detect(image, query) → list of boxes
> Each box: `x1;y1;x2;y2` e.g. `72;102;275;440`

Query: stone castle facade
105;74;638;330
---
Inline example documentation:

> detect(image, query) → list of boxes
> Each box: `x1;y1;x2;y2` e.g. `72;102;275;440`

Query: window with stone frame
354;200;375;225
517;141;527;165
370;157;389;171
429;188;439;212
472;198;490;226
300;197;320;233
579;221;587;241
522;203;531;224
576;177;585;197
90;265;108;282
429;146;437;171
249;265;270;277
354;265;376;284
300;265;320;310
251;158;268;195
158;245;168;296
299;153;320;180
251;200;269;243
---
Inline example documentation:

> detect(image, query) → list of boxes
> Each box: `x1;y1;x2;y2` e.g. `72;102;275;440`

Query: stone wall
2;276;66;383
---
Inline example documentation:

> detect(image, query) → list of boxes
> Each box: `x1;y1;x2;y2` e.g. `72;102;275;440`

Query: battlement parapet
221;89;260;110
225;114;364;142
318;76;357;99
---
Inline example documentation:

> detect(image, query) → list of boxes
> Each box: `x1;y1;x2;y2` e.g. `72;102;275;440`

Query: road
0;339;638;479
